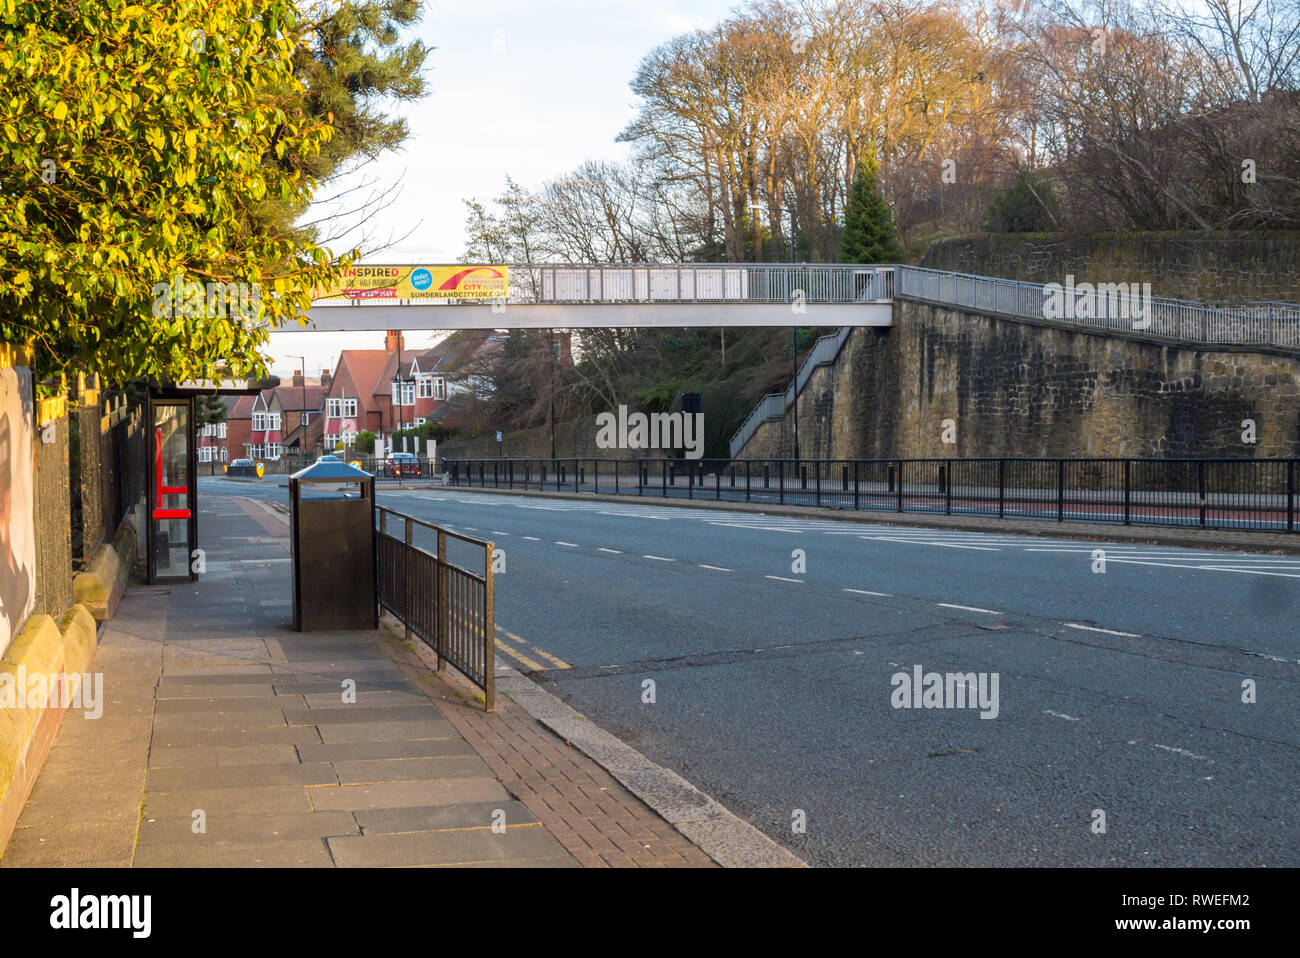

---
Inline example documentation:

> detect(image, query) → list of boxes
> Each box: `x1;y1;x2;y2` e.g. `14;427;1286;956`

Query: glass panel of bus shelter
151;402;192;579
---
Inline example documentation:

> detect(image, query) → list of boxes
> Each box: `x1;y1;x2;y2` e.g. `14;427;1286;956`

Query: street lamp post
288;354;306;460
753;202;800;459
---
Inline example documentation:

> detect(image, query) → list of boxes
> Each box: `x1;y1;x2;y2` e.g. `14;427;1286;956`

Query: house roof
226;395;256;420
411;329;499;376
332;350;393;415
267;383;327;413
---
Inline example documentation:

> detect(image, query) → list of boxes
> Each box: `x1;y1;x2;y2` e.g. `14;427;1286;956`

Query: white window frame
433;376;447;401
218;421;227;439
327;397;342;418
343;398;358;418
252;413;266;431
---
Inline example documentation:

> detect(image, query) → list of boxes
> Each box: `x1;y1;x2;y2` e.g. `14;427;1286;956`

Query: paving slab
307;779;511;811
356;800;537;834
327;825;570;867
330;756;494;784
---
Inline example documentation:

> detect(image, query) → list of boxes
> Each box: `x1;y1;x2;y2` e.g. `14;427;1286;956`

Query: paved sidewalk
1;493;713;868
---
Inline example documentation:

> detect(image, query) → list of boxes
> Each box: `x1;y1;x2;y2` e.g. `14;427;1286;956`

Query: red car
385;453;421;478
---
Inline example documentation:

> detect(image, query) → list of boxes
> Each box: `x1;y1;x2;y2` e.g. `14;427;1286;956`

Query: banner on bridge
315;265;509;301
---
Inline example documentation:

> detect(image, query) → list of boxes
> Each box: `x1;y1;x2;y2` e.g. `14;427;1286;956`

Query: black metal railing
443;456;1300;534
376;508;496;710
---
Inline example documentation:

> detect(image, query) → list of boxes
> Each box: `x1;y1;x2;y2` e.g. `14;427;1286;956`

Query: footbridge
300;263;894;330
297;263;1299;346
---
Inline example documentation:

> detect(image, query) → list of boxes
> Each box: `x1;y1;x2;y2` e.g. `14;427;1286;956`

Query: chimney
291;370;305;388
385;330;404;354
320;369;332;390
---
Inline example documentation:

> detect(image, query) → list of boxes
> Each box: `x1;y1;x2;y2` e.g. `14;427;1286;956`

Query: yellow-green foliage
0;0;355;388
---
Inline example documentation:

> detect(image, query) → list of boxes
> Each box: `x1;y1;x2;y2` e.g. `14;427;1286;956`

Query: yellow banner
316;265;509;301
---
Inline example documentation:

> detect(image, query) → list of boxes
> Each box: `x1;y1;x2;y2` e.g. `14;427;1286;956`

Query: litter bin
289;459;378;632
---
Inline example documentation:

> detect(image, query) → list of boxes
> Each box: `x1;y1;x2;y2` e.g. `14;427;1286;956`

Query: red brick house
322;330;506;454
247;375;325;460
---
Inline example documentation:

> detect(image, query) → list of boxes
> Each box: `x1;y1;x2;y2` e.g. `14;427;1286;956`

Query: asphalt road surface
203;477;1300;867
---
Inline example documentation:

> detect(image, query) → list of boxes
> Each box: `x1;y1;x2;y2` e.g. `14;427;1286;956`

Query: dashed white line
766;575;803;583
556;541;579;547
699;564;734;572
1151;743;1212;762
599;548;624;554
643;555;675;562
843;588;893;597
1044;710;1081;722
522;536;540;542
491;531;510;536
1064;623;1141;638
937;603;1003;615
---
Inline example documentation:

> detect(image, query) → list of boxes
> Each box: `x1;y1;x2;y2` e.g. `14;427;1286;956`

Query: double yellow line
494;627;572;671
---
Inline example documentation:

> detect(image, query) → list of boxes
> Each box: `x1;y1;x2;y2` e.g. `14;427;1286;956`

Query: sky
266;0;741;380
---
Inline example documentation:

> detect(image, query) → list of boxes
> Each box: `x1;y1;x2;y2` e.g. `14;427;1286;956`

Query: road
202;476;1300;867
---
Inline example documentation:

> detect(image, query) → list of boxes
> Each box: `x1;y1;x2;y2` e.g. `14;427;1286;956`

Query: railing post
815;462;821;507
853;461;860;511
436;530;447;674
716;464;721;501
999;460;1006;518
897;461;904;512
1288;460;1295;533
1057;459;1065;521
1198;459;1207;528
403;518;414;644
575;459;580;493
943;464;951;514
778;460;785;504
483;536;495;713
746;460;752;502
662;459;667;498
1124;459;1132;525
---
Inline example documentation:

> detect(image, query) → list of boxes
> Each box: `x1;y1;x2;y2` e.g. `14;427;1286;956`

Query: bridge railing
529;263;893;304
894;265;1300;349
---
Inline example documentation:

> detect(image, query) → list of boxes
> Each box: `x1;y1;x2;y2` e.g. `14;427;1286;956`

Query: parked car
384;452;421;478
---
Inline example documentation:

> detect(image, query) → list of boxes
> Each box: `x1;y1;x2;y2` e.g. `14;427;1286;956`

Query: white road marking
843;588;893;597
699;564;734;572
766;575;803;583
556;541;579;547
1044;710;1081;722
599;548;624;554
1064;623;1142;638
862;536;1000;551
1151;744;1212;762
643;555;675;562
522;536;540;541
491;531;510;536
937;603;1003;614
599;511;670;520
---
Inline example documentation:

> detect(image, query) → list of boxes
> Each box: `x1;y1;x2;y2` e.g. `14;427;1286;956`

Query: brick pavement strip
378;630;718;868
